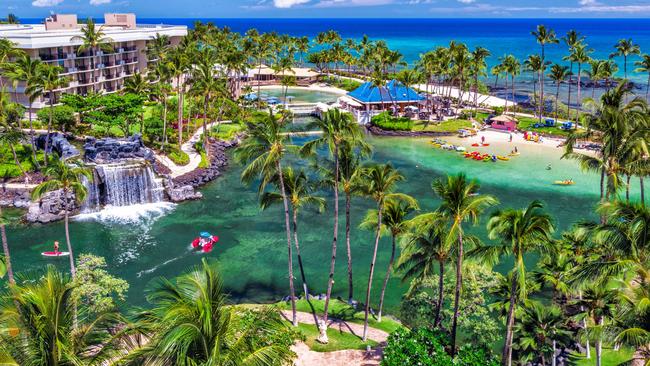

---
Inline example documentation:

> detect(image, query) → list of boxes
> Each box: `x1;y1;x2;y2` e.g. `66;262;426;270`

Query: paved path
3;183;36;190
282;310;389;343
155;120;230;178
282;310;388;366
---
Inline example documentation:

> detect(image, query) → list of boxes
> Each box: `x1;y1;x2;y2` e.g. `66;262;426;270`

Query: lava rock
36;132;80;159
25;189;79;223
166;185;203;202
84;134;154;163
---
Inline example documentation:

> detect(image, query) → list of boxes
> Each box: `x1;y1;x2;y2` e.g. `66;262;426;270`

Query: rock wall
25;190;79;224
366;124;454;137
172;139;238;188
84;133;154;163
36;132;80;159
0;188;32;208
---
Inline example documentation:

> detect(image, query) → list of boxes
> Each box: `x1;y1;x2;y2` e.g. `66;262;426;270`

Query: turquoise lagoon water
258;87;340;103
6;127;630;313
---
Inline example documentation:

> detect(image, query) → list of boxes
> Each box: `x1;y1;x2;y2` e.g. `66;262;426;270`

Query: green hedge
371;112;413;131
167;148;189;166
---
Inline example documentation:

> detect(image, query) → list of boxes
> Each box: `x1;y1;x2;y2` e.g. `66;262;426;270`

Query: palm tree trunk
63;188;76;277
640;176;645;206
567;62;573;117
276;160;297;327
501;269;518;366
0;206;14;284
576;64;582;124
162;95;168;151
626;174;631;202
177;76;184;148
600;168;605;202
434;259;444;328
596;317;603;366
579;290;591;359
345;190;354;304
292;208;309;299
10;145;29;184
362;203;383;341
451;227;464;356
321;145;340;342
28;101;39;170
257;61;263;109
552;339;557;366
43;91;54;167
645;73;650;101
556;83;560;121
203;96;209;156
377;234;396;323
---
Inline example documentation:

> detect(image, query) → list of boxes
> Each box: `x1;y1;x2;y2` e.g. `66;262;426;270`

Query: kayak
497;156;510;161
42;251;70;257
508;152;521;156
553;181;575;186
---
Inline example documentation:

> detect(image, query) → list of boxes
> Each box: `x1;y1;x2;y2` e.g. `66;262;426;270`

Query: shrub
371;112;413;131
167;147;189;166
382;328;451;366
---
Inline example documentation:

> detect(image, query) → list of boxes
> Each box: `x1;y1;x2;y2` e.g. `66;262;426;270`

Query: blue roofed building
338;80;425;124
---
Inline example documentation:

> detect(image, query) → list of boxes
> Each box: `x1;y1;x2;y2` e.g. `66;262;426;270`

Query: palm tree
190;48;223;154
562;30;585;120
0;266;120;365
32;160;92;277
127;259;295;365
524;55;544;113
359;164;409;341
433;173;497;355
397;212;457;328
634;54;650;100
610;38;641;79
301;108;368;342
548;64;570;121
0;39;21;91
574;285;617;366
167;44;191;148
235;110;299;327
261;167;325;300
470;46;491;115
145;33;171;63
515;301;571;366
6;54;42;166
0;205;13;284
531;25;559;123
149;61;172;151
586;59;606;100
503;55;521;115
613;269;650;366
37;64;68;166
70;18;114;93
570;44;593;123
360;195;418;322
396;69;422;107
483;200;555;366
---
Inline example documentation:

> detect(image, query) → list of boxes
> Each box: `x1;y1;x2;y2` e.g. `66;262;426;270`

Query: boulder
83;134;154;164
36;132;80;159
25;189;79;223
166;185;203;202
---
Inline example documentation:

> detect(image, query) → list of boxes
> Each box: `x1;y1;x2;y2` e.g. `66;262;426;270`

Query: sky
7;0;650;18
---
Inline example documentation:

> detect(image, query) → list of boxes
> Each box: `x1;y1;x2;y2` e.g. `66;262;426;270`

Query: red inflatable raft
192;236;219;253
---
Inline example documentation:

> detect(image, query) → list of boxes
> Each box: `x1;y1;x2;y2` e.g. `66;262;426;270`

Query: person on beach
509;133;513;142
481;136;485;144
53;240;60;253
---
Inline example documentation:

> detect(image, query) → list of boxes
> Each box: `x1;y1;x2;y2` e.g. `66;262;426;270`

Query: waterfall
82;160;165;212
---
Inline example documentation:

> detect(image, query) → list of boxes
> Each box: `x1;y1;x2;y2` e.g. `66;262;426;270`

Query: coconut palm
300;108;368;341
548;64;570;121
503;55;521;114
190;48;223;153
562;30;585;119
145;33;171;63
586;59;606;100
359;164;410;341
482;200;555;366
469;46;491;115
634;54;650;100
574;285;617;366
433;173;497;355
515;301;571;366
149;61;173;150
235;110;299;327
261;167;325;300
397;212;460;328
533;250;572;304
5;54;43;166
34;64;68;166
570;44;593;123
0;205;13;284
524;55;544;112
32;160;92;277
0;266;120;365
0;39;21;91
125;259;295;365
167;44;191;148
396;68;422;106
610;38;641;79
360;195;418;322
531;25;559;123
70;18;114;93
613;269;650;366
124;72;150;135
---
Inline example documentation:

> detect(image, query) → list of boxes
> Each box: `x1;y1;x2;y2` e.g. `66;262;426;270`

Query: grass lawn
211;123;243;140
293;323;377;352
569;347;634;366
276;299;402;334
412;119;473;133
516;115;573;137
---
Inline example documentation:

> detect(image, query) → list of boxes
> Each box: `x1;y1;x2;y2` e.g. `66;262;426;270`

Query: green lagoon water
259;87;340;103
6;128;634;313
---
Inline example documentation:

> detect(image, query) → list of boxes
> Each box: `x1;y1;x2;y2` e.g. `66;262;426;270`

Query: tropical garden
0;17;649;366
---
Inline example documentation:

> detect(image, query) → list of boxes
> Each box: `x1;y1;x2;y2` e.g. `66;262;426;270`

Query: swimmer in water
546;164;552;170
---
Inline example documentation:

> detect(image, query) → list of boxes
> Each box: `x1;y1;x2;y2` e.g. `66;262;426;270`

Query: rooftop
347;80;425;104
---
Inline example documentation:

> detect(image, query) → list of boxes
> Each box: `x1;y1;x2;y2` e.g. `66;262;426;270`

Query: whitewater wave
74;202;176;225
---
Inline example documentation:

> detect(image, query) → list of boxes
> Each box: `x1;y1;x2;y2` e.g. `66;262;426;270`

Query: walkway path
155;120;230;179
281;310;389;366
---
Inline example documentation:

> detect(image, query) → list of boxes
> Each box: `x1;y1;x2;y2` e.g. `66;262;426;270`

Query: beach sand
413;84;511;108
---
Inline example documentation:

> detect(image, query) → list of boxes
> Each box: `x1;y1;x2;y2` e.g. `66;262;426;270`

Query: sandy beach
413;84;512;108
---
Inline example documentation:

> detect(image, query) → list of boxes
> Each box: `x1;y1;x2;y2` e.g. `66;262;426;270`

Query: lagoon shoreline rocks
366;124;455;137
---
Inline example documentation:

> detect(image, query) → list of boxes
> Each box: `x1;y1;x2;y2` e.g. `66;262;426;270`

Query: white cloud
315;0;394;7
90;0;111;4
273;0;309;8
579;0;599;5
31;0;63;7
457;0;475;3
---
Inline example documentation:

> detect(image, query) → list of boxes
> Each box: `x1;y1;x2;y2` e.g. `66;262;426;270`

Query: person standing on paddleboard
54;241;60;254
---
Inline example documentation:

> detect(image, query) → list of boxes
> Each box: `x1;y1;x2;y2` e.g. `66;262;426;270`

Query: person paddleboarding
53;240;60;254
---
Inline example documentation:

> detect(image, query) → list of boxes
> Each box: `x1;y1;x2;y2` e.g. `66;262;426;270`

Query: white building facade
0;13;187;109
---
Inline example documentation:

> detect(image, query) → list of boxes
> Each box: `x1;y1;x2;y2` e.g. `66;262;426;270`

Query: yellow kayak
508;152;520;157
497;156;510;161
553;180;575;186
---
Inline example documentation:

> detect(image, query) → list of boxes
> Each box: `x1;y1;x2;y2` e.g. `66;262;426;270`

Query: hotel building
0;13;187;109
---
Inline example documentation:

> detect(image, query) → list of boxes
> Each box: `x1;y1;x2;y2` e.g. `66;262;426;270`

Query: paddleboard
41;251;70;257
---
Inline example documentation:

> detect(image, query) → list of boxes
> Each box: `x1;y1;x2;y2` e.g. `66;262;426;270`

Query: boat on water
192;231;219;253
41;251;70;257
553;180;576;186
